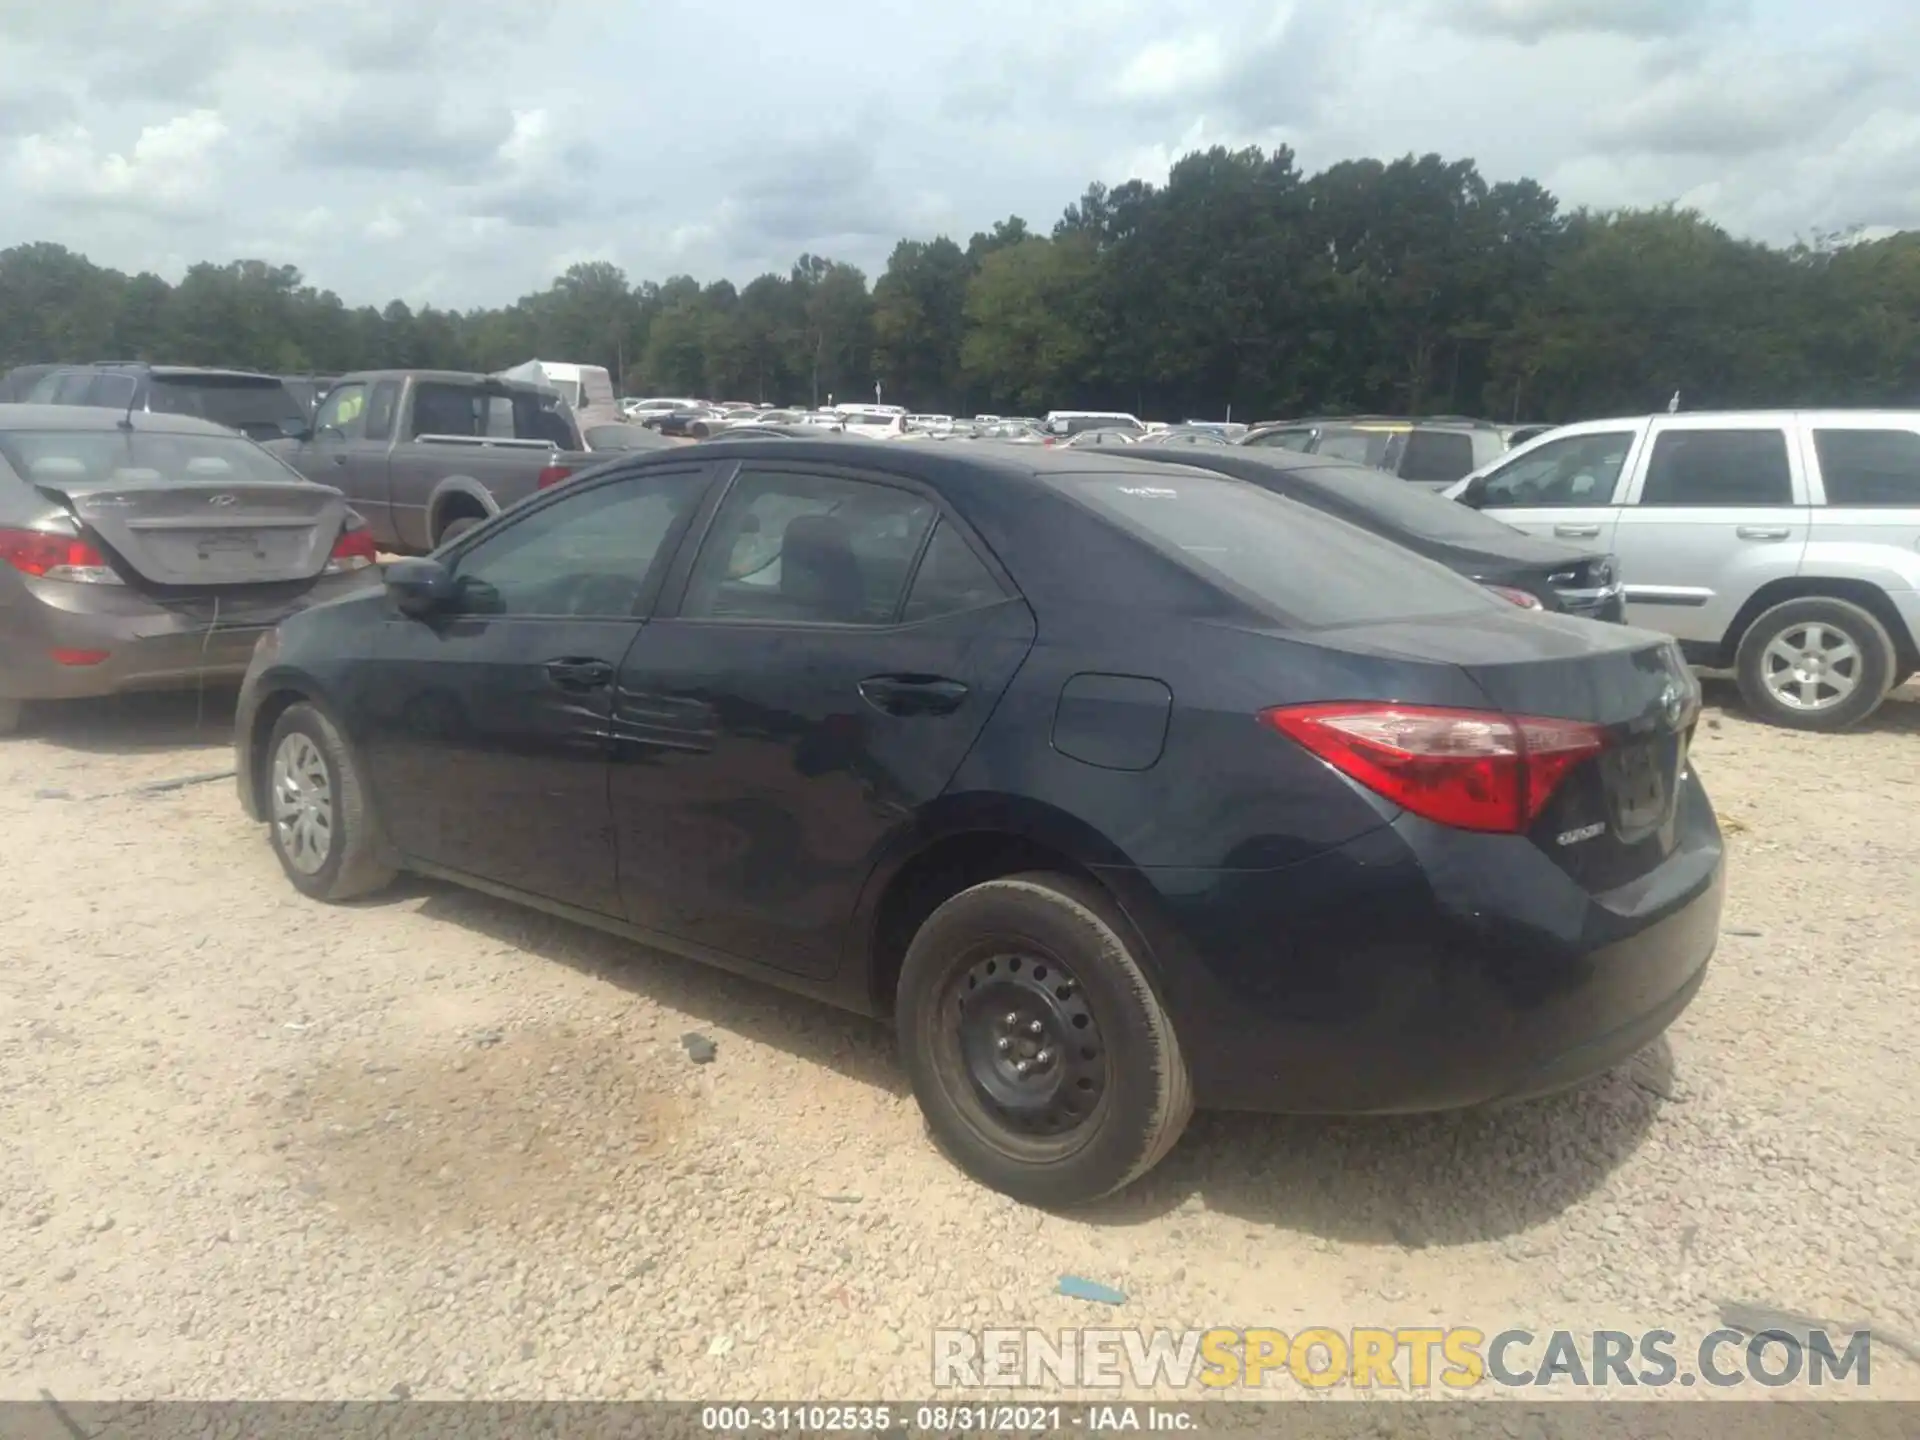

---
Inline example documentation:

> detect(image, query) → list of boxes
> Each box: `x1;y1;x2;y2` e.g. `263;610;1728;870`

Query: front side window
1640;429;1792;507
681;468;937;624
452;469;706;618
1478;430;1635;508
87;374;138;408
1813;429;1920;506
53;371;96;404
1245;428;1315;452
314;383;368;438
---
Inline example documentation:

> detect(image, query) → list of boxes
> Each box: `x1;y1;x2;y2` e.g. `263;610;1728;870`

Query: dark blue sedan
234;438;1723;1205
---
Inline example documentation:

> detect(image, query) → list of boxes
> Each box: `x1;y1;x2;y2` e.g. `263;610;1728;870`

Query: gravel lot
2;682;1916;1402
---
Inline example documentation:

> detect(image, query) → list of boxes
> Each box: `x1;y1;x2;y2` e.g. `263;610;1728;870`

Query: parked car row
232;433;1723;1206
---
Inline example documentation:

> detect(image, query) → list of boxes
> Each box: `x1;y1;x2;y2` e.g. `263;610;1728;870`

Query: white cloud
0;0;1914;306
1114;35;1230;102
7;110;226;215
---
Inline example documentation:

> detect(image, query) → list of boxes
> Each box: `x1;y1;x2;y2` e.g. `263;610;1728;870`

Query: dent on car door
1611;424;1807;643
1470;427;1641;550
609;464;1037;979
355;464;712;915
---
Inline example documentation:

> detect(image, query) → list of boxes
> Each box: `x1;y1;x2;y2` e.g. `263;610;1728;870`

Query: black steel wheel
898;871;1192;1206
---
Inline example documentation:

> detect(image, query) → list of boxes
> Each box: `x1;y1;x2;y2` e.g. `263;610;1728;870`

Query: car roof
66;363;284;381
0;403;251;437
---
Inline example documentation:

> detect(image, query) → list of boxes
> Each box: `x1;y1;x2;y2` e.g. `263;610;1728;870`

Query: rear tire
1734;596;1895;732
265;702;397;902
897;872;1193;1207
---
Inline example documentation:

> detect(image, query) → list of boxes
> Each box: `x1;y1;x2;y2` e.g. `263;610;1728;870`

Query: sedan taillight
537;465;574;489
0;528;122;584
1484;584;1545;610
1260;702;1608;834
323;522;380;575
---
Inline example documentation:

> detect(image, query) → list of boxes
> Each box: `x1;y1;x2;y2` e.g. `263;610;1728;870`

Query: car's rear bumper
0;573;374;703
1097;777;1724;1114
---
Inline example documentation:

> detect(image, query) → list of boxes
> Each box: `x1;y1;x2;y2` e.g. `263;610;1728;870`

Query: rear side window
901;520;1009;622
364;380;400;442
1398;430;1476;483
1315;427;1405;471
1640;429;1793;507
1813;429;1920;506
87;374;137;408
1061;471;1499;628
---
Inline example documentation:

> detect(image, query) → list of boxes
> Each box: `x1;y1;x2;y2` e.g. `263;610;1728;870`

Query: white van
1043;410;1145;440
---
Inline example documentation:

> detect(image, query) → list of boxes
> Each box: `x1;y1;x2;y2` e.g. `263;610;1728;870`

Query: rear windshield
1055;415;1142;437
0;428;306;490
147;377;307;441
1314;426;1405;469
410;383;569;444
1061;469;1499;628
1283;461;1522;543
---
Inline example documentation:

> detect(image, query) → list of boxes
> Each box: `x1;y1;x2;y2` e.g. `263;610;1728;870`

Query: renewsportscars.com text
932;1326;1875;1391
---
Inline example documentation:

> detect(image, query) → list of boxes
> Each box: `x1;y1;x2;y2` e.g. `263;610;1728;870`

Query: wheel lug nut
996;1038;1012;1054
1027;1020;1043;1036
1014;1060;1031;1076
1003;1012;1020;1027
1035;1049;1053;1066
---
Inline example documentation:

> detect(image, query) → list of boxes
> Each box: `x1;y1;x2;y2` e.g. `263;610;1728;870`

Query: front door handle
1554;523;1601;538
544;657;614;691
858;674;969;717
1736;526;1792;541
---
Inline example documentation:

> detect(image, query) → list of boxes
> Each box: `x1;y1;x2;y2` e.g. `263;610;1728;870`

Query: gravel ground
0;682;1916;1403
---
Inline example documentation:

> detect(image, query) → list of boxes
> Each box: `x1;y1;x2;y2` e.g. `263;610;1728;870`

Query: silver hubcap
270;732;334;875
1761;622;1863;712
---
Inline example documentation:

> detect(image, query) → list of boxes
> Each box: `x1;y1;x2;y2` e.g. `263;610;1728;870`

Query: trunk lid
45;479;347;589
1309;611;1701;892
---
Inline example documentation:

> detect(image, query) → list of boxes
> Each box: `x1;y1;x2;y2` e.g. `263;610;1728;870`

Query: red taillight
324;524;379;574
50;648;110;666
536;465;574;489
0;528;122;585
1260;702;1608;834
1484;584;1544;610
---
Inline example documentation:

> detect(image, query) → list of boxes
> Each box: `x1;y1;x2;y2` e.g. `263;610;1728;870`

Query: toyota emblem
1659;678;1686;727
207;493;238;507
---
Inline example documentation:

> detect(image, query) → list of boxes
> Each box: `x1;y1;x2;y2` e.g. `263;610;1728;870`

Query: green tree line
3;147;1916;422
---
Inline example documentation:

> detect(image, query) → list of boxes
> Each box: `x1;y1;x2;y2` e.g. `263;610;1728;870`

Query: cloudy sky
3;0;1916;309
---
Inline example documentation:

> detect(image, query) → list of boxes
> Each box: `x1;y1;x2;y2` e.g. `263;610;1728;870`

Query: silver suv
1448;411;1920;730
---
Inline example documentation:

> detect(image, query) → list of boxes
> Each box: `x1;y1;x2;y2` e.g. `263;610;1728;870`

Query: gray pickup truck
270;369;598;552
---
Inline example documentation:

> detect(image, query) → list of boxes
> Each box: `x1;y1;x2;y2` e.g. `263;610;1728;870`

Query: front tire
897;872;1193;1207
1734;596;1895;732
265;702;397;902
436;515;484;546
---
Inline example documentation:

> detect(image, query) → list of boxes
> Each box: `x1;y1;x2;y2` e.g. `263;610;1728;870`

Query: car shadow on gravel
406;881;910;1099
1699;678;1920;733
1079;1039;1675;1245
16;688;239;754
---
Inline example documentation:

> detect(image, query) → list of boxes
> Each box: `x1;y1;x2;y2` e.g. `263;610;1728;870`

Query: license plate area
1605;734;1679;838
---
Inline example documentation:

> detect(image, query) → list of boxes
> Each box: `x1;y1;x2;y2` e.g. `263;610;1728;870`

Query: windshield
1061;470;1498;628
0;427;306;489
147;377;307;441
552;379;582;408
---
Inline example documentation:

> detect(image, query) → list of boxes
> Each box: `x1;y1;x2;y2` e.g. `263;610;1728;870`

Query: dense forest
3;147;1917;424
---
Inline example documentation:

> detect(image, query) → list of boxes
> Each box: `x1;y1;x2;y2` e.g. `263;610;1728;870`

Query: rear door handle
1553;523;1601;538
1736;526;1792;541
858;674;969;717
544;657;614;691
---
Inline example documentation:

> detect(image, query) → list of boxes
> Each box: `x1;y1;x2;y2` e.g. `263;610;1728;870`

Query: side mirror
385;557;457;618
1457;476;1487;509
279;418;312;440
